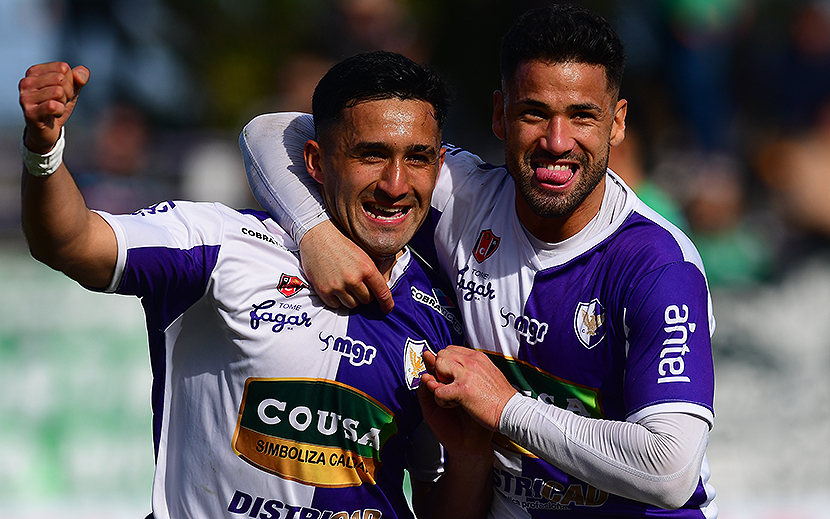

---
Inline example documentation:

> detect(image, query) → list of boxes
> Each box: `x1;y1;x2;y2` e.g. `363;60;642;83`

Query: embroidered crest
574;298;606;349
404;338;429;389
473;229;500;263
277;273;308;297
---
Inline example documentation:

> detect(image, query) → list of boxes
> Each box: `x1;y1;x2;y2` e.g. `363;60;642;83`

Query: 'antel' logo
277;273;308;297
474;229;500;263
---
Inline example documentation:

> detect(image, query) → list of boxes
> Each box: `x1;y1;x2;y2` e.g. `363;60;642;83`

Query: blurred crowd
3;0;830;291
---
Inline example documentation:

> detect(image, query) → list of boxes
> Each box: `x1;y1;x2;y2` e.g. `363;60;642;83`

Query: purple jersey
410;145;716;518
96;201;463;519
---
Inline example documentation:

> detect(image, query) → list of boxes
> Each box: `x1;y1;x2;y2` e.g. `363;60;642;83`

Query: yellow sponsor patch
234;429;379;487
232;378;397;488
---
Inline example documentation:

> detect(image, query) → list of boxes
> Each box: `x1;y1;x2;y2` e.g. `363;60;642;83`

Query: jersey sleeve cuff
627;401;715;429
91;210;128;294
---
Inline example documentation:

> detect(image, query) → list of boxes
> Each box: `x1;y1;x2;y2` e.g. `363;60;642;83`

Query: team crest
404;338;429;389
574;299;606;349
473;229;500;263
277;273;308;297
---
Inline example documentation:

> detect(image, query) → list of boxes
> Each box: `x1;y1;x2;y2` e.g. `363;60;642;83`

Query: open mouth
533;162;577;186
363;202;410;222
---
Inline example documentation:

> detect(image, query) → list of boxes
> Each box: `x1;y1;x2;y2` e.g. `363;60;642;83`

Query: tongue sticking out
536;165;573;186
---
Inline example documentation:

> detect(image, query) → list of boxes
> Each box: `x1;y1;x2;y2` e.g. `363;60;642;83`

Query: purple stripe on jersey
119;244;220;331
410;207;442;270
238;208;270;221
117;243;221;456
517;212;714;419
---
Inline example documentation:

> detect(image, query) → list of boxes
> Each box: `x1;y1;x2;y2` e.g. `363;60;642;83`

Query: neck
373;249;404;282
517;178;606;243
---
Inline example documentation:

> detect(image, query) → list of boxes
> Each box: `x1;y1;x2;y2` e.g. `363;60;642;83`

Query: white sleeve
239;112;329;243
499;394;709;509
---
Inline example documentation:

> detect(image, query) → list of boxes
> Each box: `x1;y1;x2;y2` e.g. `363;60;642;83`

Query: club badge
277;273;308;297
473;229;500;263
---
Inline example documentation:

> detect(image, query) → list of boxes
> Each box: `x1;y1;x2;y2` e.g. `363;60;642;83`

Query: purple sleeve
102;201;223;333
623;261;715;423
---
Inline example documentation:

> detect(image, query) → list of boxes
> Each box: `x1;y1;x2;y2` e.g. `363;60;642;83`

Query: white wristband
21;127;65;177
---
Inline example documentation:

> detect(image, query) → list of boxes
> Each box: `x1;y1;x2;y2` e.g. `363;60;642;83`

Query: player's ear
304;139;324;184
610;98;627;147
437;146;446;179
492;90;506;140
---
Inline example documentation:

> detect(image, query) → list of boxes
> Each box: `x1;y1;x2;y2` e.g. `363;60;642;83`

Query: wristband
21;127;65;177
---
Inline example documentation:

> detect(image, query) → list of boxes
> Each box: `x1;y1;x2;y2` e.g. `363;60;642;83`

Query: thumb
72;66;90;91
422;348;437;374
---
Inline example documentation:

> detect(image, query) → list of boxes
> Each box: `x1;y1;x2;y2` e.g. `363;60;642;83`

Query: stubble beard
506;146;609;219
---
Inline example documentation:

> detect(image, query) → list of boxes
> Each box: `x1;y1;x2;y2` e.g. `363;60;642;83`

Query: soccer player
19;51;493;519
240;4;717;518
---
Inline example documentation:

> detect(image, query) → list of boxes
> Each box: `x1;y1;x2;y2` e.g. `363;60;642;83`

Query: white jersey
96;201;464;519
407;145;717;518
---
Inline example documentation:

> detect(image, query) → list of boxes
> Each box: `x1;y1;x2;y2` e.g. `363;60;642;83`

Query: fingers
365;272;394;313
430;345;469;383
312;272;377;309
299;220;394;311
424;346;516;431
19;62;88;153
71;65;90;92
317;264;394;311
316;291;343;310
422;347;437;372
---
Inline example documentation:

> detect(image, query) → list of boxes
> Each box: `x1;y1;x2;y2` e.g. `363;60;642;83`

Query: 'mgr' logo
574;299;606;349
319;333;377;367
474;229;500;263
500;308;549;346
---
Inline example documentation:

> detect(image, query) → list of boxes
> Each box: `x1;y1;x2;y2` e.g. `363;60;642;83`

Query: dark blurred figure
756;95;830;263
306;0;429;62
683;154;774;287
75;103;171;214
777;1;830;133
661;0;754;152
609;126;687;230
271;53;335;113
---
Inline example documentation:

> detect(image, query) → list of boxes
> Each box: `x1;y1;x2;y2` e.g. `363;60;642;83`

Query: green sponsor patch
485;353;604;418
236;378;397;459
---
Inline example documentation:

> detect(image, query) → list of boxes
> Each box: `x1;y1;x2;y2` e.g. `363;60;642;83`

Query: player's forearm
499;394;708;509
412;452;494;519
239;112;329;243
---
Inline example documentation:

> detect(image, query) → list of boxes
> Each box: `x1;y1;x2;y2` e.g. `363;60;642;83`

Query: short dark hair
312;51;450;140
501;4;626;95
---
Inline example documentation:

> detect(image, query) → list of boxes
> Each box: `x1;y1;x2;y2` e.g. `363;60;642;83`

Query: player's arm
409;375;493;519
240;113;392;311
423;346;708;509
20;62;117;289
501;398;708;509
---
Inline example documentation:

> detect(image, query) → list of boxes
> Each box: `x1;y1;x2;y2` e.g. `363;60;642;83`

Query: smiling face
493;60;627;242
305;97;444;277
